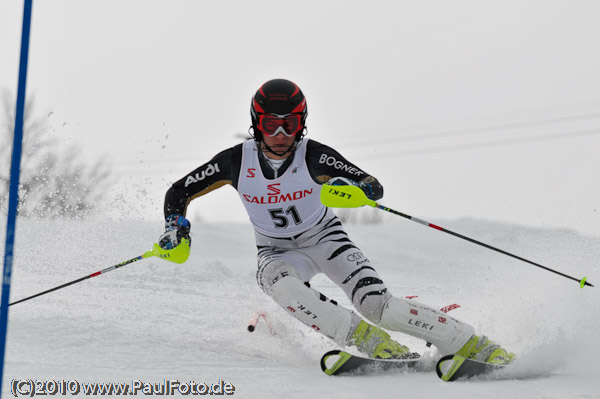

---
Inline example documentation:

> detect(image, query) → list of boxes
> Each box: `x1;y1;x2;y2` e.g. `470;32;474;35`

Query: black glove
158;214;191;250
357;176;383;200
327;176;383;200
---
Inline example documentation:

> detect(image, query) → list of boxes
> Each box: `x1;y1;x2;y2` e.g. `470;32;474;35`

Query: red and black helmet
250;79;308;142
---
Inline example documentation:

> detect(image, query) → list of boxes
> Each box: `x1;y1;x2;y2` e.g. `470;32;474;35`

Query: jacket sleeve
305;139;384;200
163;144;243;217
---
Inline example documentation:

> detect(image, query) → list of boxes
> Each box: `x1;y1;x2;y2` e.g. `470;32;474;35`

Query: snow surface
2;216;600;398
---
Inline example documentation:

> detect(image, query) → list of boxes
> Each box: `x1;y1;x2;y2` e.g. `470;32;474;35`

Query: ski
320;350;423;376
435;354;506;381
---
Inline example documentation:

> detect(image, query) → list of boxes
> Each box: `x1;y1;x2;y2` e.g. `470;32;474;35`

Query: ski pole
320;184;594;288
9;252;153;306
9;238;191;307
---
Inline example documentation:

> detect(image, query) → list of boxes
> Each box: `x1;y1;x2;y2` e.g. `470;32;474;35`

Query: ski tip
436;354;465;382
320;350;345;376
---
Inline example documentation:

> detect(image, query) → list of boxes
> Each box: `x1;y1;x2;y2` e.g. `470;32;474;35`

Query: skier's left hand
327;176;383;200
357;176;383;200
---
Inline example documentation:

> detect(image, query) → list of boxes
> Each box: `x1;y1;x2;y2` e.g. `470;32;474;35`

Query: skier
158;79;514;364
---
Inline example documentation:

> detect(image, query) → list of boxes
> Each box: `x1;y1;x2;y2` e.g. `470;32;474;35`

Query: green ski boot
456;335;515;365
350;320;413;359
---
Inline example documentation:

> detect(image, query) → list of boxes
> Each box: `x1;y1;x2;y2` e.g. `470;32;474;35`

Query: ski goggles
258;114;303;137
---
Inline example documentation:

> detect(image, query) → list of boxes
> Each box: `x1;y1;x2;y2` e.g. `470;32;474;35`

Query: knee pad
256;259;302;294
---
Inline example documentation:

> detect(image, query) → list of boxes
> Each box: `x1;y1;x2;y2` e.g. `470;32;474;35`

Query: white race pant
255;208;474;355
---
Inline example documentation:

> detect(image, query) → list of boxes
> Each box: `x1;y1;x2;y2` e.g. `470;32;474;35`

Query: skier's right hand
158;214;191;250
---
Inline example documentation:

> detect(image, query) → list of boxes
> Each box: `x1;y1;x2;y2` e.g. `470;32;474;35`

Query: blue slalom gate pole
0;0;34;392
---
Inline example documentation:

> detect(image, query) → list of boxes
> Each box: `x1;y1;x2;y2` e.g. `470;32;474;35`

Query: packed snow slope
2;216;599;398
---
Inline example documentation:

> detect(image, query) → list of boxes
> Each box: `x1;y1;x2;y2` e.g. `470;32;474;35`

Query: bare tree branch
1;88;113;218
